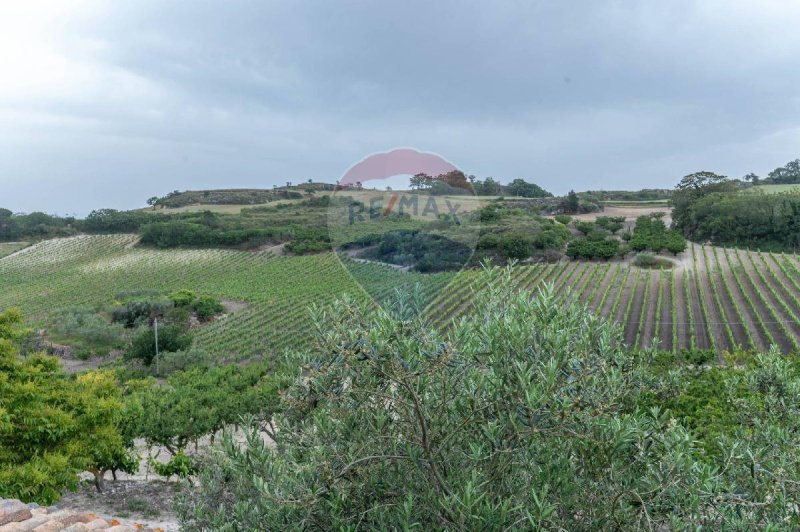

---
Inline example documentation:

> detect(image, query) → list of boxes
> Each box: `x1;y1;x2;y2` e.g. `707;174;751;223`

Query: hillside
3;235;800;360
150;184;335;209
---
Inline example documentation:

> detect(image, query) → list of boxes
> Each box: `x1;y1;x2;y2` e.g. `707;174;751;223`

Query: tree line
672;170;800;250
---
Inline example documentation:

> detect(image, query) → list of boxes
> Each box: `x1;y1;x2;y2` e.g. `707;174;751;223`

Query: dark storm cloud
1;0;800;214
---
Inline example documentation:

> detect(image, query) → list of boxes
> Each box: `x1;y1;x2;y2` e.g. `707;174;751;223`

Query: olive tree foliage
179;268;800;529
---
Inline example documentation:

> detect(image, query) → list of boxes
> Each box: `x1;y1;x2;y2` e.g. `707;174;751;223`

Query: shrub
193;296;225;321
177;270;699;528
554;214;572;225
574;220;595;235
499;233;534;260
157;348;212;374
169;289;197;307
49;307;124;350
128;325;192;365
112;298;172;328
633;252;673;269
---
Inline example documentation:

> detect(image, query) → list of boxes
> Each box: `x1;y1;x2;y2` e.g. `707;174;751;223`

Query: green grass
747;184;800;195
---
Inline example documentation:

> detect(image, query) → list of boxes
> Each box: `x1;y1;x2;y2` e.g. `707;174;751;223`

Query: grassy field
0;242;28;259
747;184;800;194
3;236;800;360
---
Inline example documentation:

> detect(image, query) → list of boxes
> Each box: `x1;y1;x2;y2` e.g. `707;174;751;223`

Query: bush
169;289;196;307
574;220;595;235
633;252;673;269
554;214;572;225
566;237;619;260
499;233;534;260
157;348;212;374
128;325;192;365
49;307;124;352
193;296;225;321
112;298;172;328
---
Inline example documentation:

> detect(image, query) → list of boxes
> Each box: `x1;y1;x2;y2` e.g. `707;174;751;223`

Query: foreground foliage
0;309;135;503
179;267;800;529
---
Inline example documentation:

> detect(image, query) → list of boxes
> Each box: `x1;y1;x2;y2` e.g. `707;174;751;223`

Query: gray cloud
1;0;800;214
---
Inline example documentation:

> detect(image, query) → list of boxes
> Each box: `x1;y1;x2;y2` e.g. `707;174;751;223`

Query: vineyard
2;235;800;359
425;242;800;355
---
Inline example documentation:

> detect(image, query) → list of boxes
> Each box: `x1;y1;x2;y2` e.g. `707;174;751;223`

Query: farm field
3;235;800;360
747;184;800;194
0;241;28;258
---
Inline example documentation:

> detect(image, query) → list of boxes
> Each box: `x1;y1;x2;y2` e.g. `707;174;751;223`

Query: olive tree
179;268;722;529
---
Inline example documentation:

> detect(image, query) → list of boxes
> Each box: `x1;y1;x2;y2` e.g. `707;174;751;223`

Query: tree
146;196;160;209
475;177;501;196
671;171;737;235
562;190;580;214
128;324;192;365
507;178;552;198
410;173;433;191
743;173;760;185
128;363;289;460
177;269;706;528
0;309;135;503
766;158;800;184
574;221;595;236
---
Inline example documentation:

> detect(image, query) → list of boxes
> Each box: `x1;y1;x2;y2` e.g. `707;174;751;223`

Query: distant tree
410;173;433;191
562;190;580;214
474;177;501;196
146;197;159;209
765;159;800;184
507;178;552;198
743;173;760;185
671;171;736;234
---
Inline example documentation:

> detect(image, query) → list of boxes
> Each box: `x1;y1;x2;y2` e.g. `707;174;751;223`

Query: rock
2;513;49;530
60;514;92;527
32;520;66;532
0;501;28;516
83;519;109;530
0;509;33;527
61;525;90;532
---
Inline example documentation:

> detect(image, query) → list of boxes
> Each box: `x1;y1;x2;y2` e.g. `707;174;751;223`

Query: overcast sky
1;1;799;215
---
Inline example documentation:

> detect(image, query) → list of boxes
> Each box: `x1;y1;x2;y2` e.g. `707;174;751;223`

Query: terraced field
2;236;800;359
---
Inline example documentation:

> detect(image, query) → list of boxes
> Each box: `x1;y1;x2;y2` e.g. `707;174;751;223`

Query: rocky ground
0;495;171;531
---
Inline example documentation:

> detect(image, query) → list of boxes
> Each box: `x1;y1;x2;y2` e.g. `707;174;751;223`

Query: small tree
179;268;718;529
562;190;580;214
0;309;135;502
